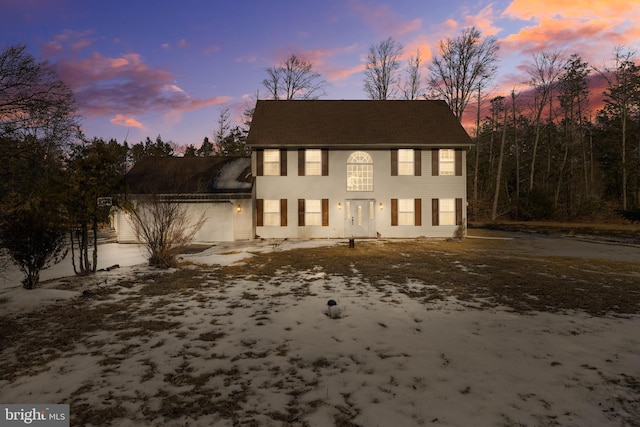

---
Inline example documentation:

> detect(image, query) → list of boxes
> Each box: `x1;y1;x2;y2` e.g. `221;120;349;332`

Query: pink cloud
503;0;634;22
266;44;362;83
326;64;366;81
402;35;434;64
500;0;640;59
43;29;94;57
461;4;501;37
54;51;231;119
110;114;143;128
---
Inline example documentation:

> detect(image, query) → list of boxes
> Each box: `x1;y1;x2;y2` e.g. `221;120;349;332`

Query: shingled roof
125;156;252;195
246;100;472;148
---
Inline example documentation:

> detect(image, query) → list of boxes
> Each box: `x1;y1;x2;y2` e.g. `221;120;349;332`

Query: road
470;230;640;263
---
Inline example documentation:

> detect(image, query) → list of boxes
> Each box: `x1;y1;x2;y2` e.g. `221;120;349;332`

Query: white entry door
345;199;375;238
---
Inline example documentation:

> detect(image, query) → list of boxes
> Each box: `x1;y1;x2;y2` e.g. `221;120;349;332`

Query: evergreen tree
0;45;77;288
65;138;128;275
197;137;214;156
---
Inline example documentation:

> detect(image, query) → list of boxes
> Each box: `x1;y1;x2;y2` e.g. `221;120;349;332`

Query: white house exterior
115;156;253;243
246;100;473;239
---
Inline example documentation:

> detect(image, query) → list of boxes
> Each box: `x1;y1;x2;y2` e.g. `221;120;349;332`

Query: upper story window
298;149;328;176
439;149;455;176
398;149;414;175
263;149;281;176
305;149;322;176
391;149;421;176
347;151;373;191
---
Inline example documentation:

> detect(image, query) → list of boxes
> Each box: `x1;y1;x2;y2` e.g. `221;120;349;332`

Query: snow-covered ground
1;237;639;426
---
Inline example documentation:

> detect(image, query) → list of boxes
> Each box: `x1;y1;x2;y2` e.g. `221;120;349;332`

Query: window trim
432;197;463;226
257;198;287;227
298;149;329;176
347;151;373;191
391;149;421;176
263;149;281;176
439;149;455;176
391;198;422;226
298;198;329;226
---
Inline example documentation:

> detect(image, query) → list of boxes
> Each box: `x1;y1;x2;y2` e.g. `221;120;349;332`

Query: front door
345;199;375;238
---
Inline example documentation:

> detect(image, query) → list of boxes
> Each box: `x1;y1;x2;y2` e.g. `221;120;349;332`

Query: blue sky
1;0;639;148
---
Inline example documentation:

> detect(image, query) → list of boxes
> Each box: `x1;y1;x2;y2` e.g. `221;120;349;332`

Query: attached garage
116;156;253;243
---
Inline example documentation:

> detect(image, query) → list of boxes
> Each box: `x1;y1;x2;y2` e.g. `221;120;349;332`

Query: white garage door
192;202;233;242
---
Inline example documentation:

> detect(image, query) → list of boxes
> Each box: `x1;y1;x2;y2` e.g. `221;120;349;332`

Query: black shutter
298;199;305;226
391;149;398;176
432;199;439;226
432;149;439;176
256;199;264;226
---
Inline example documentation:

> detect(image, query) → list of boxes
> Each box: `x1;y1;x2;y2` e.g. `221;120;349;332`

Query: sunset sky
2;0;639;148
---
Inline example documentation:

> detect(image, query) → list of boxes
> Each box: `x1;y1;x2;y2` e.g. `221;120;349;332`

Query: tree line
2;28;639;287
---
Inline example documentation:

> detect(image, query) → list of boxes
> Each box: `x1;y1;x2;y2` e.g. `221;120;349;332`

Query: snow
1;237;639;426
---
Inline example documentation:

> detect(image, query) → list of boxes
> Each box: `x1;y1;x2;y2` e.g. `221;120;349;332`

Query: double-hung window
298;199;329;226
305;149;322;176
263;149;281;176
439;198;455;225
398;199;415;225
439;149;455;176
432;198;462;226
391;198;422;226
263;199;281;226
398;149;414;175
391;149;421;176
305;199;322;225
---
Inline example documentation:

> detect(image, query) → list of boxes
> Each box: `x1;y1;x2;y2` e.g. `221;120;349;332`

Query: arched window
347;151;373;191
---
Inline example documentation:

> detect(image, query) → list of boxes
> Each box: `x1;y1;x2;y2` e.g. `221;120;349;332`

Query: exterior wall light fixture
236;205;242;213
379;202;384;210
338;202;342;210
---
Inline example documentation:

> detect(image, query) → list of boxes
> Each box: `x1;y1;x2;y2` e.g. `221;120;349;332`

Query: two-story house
246;100;473;239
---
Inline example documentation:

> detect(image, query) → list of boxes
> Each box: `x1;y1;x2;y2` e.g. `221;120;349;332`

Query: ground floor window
298;199;329;226
263;199;281;226
432;198;462;226
439;198;455;225
391;198;421;226
305;199;322;225
398;199;415;225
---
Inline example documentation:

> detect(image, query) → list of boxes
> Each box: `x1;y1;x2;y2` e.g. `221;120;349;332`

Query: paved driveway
470;230;640;263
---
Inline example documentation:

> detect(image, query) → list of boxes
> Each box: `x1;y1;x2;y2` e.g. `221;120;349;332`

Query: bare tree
556;54;591;213
526;51;565;192
596;47;640;210
125;196;206;268
427;27;499;121
0;45;77;143
214;107;231;145
262;54;326;100
363;37;404;100
400;50;424;100
491;96;508;220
